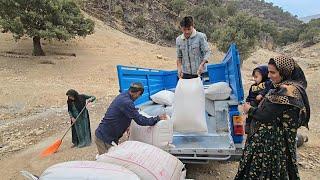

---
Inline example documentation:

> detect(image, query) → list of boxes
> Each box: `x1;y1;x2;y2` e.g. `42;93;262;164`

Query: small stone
310;52;318;57
299;152;306;157
11;147;22;152
35;130;45;136
298;161;309;169
156;55;163;59
252;60;258;64
163;57;169;61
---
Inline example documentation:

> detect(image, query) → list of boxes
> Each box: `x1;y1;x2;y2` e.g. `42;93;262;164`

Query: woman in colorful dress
235;55;310;179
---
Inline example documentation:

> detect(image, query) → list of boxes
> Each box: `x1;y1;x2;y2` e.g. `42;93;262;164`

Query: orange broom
40;102;89;157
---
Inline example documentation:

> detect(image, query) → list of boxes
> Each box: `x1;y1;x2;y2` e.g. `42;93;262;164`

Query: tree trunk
108;0;112;13
32;36;45;56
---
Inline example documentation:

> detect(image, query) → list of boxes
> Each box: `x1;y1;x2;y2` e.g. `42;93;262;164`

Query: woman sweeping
66;89;96;148
235;55;310;180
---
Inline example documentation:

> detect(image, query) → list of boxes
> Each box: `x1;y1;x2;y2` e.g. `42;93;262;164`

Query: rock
310;52;318;57
297;134;308;147
35;129;45;136
28;130;36;136
298;161;312;169
11;147;22;152
156;55;163;59
299;152;306;158
163;57;170;61
252;60;258;64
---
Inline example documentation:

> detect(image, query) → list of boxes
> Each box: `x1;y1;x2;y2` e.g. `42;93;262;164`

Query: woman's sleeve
84;94;96;102
248;100;288;124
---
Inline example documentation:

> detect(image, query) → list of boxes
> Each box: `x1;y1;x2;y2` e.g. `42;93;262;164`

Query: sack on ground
172;77;207;133
150;90;175;106
39;161;139;180
129;111;173;148
96;141;185;180
205;82;231;100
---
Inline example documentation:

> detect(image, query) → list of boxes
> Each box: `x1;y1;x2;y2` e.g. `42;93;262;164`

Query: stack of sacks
96;141;186;180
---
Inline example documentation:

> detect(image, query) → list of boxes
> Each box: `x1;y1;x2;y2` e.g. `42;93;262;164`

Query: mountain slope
300;14;320;23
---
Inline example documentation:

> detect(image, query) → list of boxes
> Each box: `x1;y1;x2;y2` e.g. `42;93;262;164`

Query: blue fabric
95;92;160;144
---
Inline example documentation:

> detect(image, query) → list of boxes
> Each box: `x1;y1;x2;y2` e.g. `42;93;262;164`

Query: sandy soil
0;17;319;180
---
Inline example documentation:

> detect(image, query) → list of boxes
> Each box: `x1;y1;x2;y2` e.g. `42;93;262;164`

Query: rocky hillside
82;0;179;45
300;14;320;23
82;0;303;46
233;0;303;29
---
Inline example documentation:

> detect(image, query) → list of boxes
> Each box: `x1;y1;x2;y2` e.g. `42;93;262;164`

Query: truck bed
140;96;241;162
117;44;245;163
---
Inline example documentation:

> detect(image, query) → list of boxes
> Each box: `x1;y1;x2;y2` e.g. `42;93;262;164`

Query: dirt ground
0;17;319;180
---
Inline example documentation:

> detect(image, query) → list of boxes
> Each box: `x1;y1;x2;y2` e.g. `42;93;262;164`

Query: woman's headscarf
266;55;310;128
66;89;86;113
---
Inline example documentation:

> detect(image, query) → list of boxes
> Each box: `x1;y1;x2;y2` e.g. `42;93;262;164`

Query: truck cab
117;44;245;163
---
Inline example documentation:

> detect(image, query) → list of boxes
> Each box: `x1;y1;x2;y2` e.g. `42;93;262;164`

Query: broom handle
61;102;89;140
